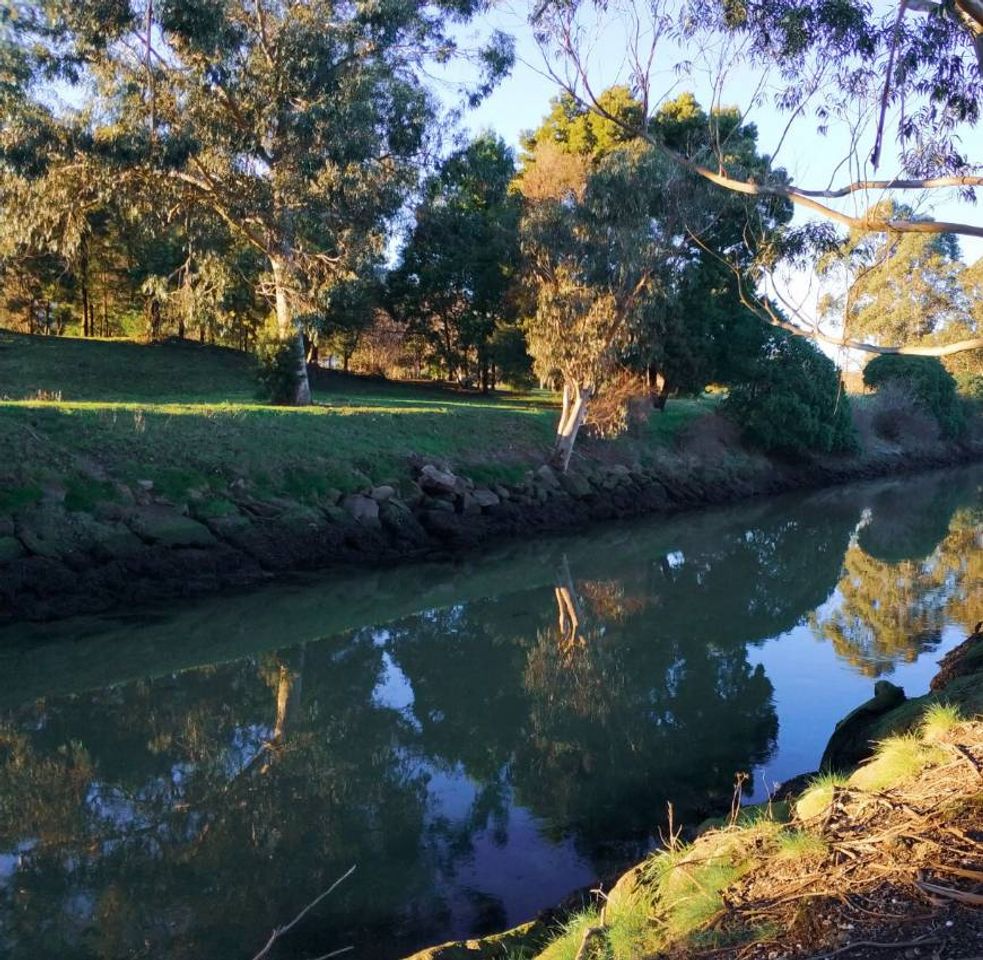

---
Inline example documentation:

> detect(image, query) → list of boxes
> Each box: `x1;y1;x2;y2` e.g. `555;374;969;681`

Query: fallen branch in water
250;863;357;960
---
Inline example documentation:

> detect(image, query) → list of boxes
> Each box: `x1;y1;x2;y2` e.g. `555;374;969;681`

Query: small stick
250;864;357;960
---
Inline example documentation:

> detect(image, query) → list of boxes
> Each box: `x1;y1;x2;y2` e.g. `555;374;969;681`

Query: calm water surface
0;467;979;960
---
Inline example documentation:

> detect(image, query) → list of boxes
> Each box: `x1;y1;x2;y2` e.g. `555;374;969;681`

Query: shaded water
0;467;979;960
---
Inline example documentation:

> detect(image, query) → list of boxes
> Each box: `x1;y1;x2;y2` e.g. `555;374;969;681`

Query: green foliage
818;204;963;347
863;355;965;437
390;134;522;384
64;477;118;512
255;337;304;406
724;332;857;456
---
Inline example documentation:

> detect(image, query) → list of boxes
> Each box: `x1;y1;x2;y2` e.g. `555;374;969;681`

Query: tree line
2;1;981;466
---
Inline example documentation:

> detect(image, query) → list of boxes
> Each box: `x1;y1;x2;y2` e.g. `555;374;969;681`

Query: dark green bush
724;331;857;456
862;355;964;437
256;335;303;404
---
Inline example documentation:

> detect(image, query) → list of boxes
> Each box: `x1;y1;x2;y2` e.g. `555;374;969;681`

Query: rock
423;496;455;513
421;510;477;545
558;471;593;499
493;485;511;500
136;479;155;492
324;487;343;505
341;494;380;523
419;464;458;495
127;507;217;548
820;680;906;771
0;536;25;563
203;514;254;539
379;500;427;544
458;492;481;516
931;623;983;691
535;464;560;488
471;488;500;509
370;484;396;502
398;479;425;506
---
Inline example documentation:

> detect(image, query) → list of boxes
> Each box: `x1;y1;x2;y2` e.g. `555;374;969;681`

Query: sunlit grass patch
536;906;602;960
918;701;963;742
848;733;947;792
795;771;849;822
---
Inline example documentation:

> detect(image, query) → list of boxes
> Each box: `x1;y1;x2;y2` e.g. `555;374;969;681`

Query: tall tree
390;133;522;389
4;0;513;402
519;91;790;468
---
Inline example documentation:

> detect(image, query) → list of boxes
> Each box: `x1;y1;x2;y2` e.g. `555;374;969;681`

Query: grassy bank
0;331;721;509
505;704;983;960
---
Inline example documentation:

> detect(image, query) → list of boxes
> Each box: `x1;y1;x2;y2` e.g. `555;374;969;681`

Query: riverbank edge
398;627;983;960
1;439;980;623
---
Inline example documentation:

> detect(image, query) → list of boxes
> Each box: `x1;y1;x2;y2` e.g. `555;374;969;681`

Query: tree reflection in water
0;468;977;960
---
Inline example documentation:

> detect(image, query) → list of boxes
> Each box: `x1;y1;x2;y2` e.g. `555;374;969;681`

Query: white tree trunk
270;254;312;406
552;381;592;472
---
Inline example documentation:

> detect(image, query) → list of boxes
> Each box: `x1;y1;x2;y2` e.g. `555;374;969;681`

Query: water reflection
0;467;977;960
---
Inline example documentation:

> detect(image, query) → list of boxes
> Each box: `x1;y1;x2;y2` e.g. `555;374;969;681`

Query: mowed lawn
0;331;560;507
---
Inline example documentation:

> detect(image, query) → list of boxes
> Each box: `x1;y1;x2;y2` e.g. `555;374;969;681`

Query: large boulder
820;680;906;772
419;464;458;495
341;494;380;524
127;507;217;548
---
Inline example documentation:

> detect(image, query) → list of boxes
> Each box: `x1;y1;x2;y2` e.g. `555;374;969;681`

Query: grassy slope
0;331;717;510
533;704;981;960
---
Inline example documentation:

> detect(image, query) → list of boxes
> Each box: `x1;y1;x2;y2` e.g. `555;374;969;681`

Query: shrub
855;380;940;447
723;332;857;456
862;354;965;437
256;335;304;404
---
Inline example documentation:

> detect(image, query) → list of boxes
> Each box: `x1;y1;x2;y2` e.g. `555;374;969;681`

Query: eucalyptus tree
3;0;513;403
818;202;964;347
519;91;790;468
529;0;983;360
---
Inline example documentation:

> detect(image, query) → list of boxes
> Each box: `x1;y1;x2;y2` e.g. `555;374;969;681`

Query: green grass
0;331;725;512
848;734;947;792
918;702;962;742
0;331;564;507
794;771;849;822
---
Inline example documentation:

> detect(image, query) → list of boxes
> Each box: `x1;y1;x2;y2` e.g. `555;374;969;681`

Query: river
0;466;978;960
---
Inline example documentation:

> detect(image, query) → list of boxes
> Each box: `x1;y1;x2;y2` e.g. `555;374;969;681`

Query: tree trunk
652;371;671;411
270;254;312;406
80;238;90;337
551;381;592;473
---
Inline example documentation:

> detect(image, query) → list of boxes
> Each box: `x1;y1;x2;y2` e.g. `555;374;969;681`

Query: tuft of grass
918;702;962;742
795;772;849;822
774;829;828;862
848;733;947;792
0;483;42;513
63;476;119;512
536;907;602;960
